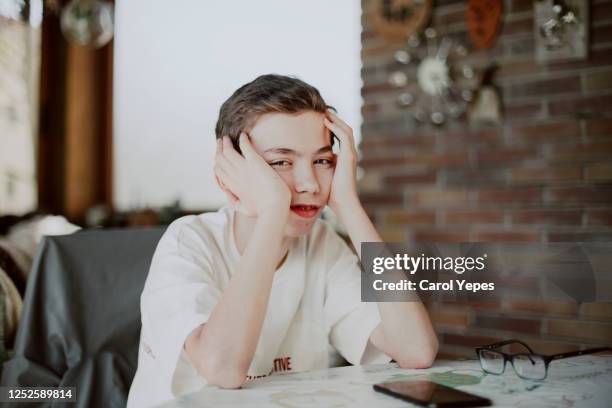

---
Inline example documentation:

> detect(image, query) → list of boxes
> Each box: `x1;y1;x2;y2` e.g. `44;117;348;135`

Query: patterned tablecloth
160;355;612;407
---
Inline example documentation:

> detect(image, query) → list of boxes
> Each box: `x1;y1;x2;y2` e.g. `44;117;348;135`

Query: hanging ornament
60;0;114;48
466;0;503;50
389;28;477;126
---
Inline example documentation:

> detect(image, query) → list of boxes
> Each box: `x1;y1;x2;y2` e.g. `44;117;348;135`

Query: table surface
159;355;612;407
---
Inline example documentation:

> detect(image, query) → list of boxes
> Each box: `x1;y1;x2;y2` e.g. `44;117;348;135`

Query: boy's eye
270;160;291;167
315;158;335;167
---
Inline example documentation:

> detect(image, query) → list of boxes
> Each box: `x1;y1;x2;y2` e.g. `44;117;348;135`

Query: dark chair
1;228;165;407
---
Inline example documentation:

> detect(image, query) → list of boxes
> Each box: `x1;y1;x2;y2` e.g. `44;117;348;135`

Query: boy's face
249;111;334;237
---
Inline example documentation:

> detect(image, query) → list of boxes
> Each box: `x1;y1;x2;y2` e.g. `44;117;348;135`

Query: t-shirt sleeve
323;228;392;366
139;220;223;395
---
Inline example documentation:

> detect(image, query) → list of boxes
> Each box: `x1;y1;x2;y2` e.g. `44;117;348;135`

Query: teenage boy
127;74;438;407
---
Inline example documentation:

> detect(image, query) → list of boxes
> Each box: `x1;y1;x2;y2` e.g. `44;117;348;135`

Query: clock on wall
388;28;477;125
372;0;433;40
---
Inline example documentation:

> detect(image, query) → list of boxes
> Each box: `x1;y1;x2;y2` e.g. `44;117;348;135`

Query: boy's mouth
290;205;320;219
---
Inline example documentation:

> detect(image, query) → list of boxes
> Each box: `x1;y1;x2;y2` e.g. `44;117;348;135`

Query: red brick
548;141;612;162
546;185;612;204
472;231;542;242
411;189;470;207
507;301;578;317
505;76;581;99
509;339;581;355
584;71;612;92
444;169;507;186
477;147;537;164
478;187;542;204
547;231;612;241
592;25;612;46
359;191;403;206
497;60;543;80
361;133;435;150
511;0;533;13
360;155;405;169
361;82;394;95
442;300;501;310
580;303;612;321
473;315;541;334
586;117;612;138
444;333;502;348
378;227;408;242
549;94;612;117
580;302;612;321
511;165;582;184
548;48;612;72
384;171;437;186
439;129;501;147
547;319;612;342
510;121;580;142
414;230;471;243
444;210;504;225
586;209;612;226
585;162;612;182
361;30;378;42
429;309;469;327
361;103;379;117
593;2;612;22
383;210;436;225
504;101;546;121
407;151;469;168
437;349;471;360
431;7;465;26
511;209;582;225
500;17;533;36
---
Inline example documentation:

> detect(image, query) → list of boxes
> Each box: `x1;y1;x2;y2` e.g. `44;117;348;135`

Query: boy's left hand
324;110;360;215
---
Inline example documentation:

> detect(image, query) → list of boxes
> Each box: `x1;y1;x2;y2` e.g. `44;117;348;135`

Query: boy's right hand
214;134;291;217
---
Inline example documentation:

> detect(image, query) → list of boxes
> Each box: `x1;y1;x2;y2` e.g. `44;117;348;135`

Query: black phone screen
373;380;491;407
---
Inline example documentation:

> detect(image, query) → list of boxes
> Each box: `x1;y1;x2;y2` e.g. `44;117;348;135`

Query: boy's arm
324;111;438;368
184;208;288;388
185;135;291;388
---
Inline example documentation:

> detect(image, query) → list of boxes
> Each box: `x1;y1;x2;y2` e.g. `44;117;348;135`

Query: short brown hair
215;74;333;150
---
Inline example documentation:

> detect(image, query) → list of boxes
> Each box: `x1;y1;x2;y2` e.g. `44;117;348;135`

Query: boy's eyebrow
264;146;333;155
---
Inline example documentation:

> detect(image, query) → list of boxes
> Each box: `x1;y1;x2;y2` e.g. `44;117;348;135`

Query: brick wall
360;0;612;358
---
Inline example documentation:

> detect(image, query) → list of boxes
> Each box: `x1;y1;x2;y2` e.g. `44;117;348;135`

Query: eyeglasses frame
475;339;611;380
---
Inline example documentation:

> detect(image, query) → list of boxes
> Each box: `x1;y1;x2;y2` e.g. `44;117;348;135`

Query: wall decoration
371;0;432;40
466;0;503;49
467;65;502;124
534;0;588;63
60;0;114;48
389;28;477;125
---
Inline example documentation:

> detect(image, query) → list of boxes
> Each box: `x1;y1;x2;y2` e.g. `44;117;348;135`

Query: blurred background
1;0;611;359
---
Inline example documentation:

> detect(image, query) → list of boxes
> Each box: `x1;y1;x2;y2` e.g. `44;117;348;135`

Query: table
160;355;612;407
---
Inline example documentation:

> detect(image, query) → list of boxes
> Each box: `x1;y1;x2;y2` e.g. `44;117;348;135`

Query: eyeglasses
475;339;611;380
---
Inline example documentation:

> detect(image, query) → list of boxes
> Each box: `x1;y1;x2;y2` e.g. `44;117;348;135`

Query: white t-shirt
127;206;390;407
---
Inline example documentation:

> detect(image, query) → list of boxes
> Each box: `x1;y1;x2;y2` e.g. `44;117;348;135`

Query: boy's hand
324;110;360;215
214;134;291;217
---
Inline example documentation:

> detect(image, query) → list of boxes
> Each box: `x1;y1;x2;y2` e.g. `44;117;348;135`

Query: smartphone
373;380;491;407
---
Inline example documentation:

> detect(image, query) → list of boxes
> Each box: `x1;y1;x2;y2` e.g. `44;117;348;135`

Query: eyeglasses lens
512;354;547;380
479;349;505;374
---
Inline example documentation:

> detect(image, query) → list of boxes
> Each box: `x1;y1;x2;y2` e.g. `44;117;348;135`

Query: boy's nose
294;165;320;194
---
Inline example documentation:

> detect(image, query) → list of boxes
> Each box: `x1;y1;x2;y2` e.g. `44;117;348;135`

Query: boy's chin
283;219;316;238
